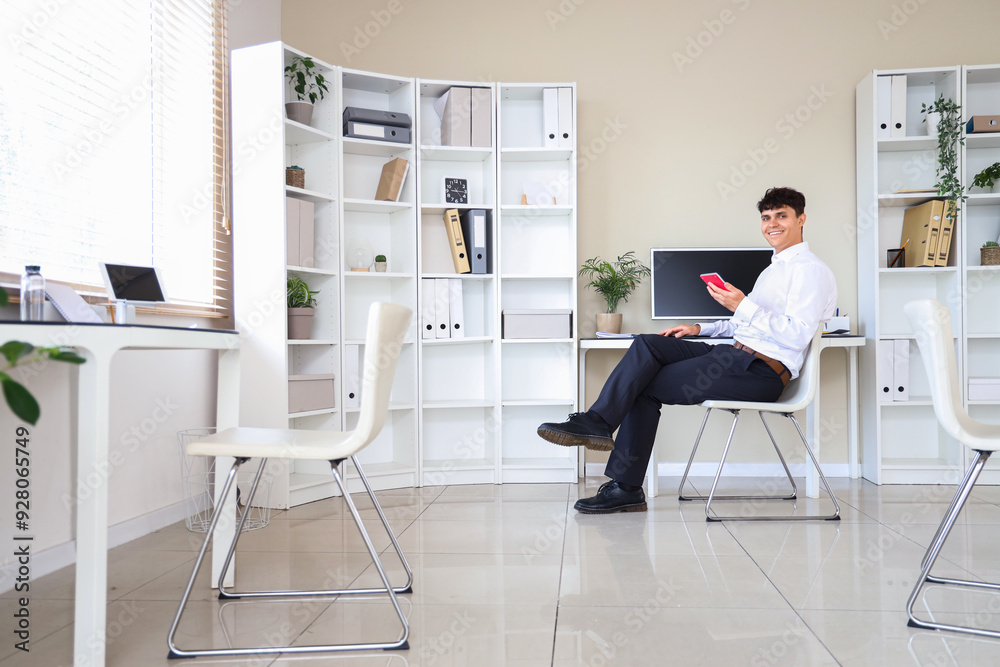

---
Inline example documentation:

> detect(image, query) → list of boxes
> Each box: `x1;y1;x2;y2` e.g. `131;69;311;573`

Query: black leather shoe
537;412;614;451
574;481;647;514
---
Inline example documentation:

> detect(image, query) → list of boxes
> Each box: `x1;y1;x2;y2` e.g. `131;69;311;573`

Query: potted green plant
579;251;651;334
982;241;1000;266
0;288;86;424
971;162;1000;193
287;276;319;339
921;96;966;223
286;165;305;189
284;55;329;126
374;254;387;272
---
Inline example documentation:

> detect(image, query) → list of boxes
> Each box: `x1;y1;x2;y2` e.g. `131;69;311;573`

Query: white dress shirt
697;242;837;379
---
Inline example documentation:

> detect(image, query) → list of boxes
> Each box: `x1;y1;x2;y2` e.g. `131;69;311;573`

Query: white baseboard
1;498;193;593
584;461;850;479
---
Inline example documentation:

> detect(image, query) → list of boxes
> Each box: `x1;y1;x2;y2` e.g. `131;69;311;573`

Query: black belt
733;341;791;386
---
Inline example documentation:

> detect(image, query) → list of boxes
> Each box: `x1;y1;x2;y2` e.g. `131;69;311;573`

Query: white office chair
677;330;841;521
904;299;1000;638
167;302;414;658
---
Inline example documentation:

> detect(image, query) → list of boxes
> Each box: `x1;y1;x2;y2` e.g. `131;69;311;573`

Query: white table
0;322;240;667
578;335;864;499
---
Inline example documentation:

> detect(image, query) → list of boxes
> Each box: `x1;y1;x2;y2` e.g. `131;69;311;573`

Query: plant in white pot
579;251;650;334
284;55;329;127
287;276;319;339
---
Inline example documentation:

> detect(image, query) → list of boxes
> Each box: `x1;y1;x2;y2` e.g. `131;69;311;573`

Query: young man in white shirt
538;187;837;514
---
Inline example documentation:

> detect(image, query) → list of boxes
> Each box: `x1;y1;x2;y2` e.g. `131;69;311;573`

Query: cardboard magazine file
966;116;1000;134
375;158;409;201
288;374;335;413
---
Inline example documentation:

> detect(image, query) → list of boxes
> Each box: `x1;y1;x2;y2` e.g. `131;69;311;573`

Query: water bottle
20;265;45;322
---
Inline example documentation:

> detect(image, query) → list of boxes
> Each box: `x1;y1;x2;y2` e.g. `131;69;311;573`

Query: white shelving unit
339;67;419;493
415;79;499;486
497;83;579;483
857;64;1000;485
232;42;342;508
234;43;579;498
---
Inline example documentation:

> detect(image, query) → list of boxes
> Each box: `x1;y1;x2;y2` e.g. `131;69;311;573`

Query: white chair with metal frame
677;329;841;521
167;302;414;658
904;299;1000;638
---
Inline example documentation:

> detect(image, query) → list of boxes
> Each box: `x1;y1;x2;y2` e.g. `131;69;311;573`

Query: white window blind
0;0;230;315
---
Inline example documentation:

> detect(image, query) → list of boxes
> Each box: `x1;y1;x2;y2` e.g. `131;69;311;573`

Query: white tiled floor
6;476;1000;666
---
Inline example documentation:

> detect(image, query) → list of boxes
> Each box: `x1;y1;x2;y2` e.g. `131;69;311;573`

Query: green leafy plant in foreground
0;288;86;424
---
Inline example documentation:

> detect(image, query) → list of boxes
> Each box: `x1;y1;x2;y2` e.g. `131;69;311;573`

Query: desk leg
212;346;240;589
73;351;110;667
849;347;859;479
578;350;586;479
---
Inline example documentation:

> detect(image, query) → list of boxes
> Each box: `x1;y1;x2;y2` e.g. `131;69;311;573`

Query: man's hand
707;282;745;313
659;324;701;338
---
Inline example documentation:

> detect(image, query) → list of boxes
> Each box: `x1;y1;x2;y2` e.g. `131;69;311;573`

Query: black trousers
590;334;785;487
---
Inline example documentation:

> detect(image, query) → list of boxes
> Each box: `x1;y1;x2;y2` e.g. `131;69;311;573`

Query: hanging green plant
920;95;966;222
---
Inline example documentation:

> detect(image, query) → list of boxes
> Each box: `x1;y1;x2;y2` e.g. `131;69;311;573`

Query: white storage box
968;378;1000;401
288;374;335;413
502;309;572;339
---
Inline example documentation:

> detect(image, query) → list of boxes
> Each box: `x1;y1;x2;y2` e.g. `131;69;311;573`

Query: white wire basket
177;428;273;533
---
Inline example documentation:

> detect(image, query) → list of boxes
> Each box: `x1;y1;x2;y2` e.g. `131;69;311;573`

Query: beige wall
281;0;1000;469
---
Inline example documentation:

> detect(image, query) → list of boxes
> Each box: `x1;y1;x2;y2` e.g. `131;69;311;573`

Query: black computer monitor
650;247;773;320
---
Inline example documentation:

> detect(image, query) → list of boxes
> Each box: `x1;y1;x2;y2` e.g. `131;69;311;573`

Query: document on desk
596;331;637;339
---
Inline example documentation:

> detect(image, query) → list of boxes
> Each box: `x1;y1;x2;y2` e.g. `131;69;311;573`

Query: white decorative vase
285;101;314;126
287;307;315;339
596;312;623;334
925;111;941;137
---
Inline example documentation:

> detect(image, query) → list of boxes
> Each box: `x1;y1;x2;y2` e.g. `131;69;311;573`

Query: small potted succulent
287;276;319;339
579;250;651;334
971;162;1000;193
284;55;329;126
374;254;387;272
982;241;1000;267
286;165;305;189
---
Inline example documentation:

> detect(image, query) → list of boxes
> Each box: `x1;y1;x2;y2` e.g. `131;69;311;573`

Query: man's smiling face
760;205;805;253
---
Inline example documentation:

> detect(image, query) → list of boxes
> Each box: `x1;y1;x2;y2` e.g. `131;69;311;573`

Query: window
0;0;230;316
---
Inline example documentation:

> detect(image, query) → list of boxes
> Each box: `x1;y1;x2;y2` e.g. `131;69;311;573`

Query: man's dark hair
757;187;806;217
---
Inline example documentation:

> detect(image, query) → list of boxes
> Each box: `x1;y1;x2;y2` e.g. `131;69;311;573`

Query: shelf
500;147;573;162
419;146;493;162
287;339;338;346
500;204;574;216
343;198;413;213
877;136;938;152
877;193;940;207
967;333;1000;339
343;271;413;279
966;133;1000;149
421;335;494;345
421;273;494;280
343;338;416;346
878;266;957;275
501;398;574;407
284;119;335;145
501;338;574;345
501;273;574;280
966;265;1000;272
501;457;575;469
343;136;412;157
288;407;339;418
422;458;494;470
285;185;336;203
966;193;1000;206
969;400;1000;406
421;203;494;216
344;402;416;413
421;399;496;409
287;265;337;276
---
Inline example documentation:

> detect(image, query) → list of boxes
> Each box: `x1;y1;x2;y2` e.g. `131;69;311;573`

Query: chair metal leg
350;455;414;594
907;451;1000;639
920;458;979;572
167;459;409;658
678;409;713;500
702;412;840;522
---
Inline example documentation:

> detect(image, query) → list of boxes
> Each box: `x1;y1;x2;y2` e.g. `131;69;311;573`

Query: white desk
578;335;864;499
0;322;240;667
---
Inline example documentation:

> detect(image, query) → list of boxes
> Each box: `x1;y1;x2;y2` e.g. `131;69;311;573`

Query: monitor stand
113;300;136;324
